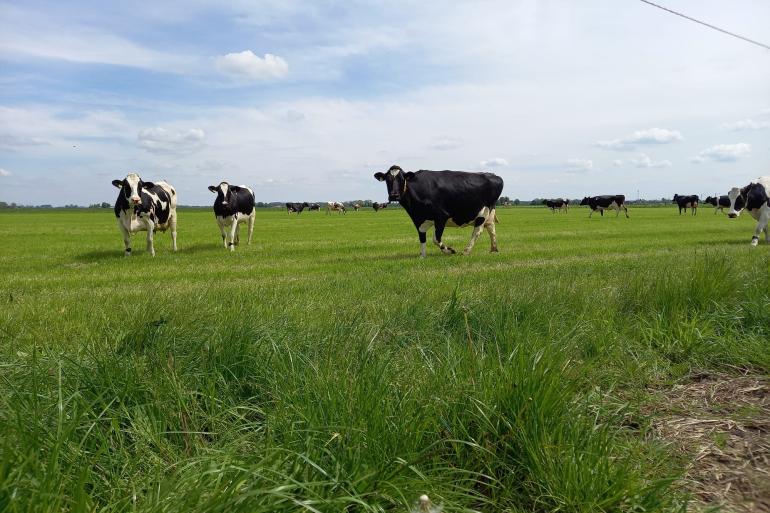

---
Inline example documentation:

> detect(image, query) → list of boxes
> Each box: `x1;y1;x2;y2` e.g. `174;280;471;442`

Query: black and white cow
579;195;629;218
286;202;308;214
307;203;321;211
326;201;346;214
374;165;503;257
727;177;770;246
353;203;362;211
704;195;743;215
112;172;177;256
208;182;255;251
372;202;389;212
542;198;569;213
673;194;699;215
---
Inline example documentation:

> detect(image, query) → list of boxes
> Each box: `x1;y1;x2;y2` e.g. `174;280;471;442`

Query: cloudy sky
1;0;768;205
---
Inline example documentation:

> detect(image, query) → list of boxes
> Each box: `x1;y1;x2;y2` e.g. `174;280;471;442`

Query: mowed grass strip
0;206;768;512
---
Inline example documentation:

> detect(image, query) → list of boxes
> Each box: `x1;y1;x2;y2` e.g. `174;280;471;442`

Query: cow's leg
600;209;604;217
247;213;255;245
145;219;156;256
463;208;489;256
484;210;498;252
615;205;621;218
117;219;132;256
433;219;455;255
217;218;227;248
589;209;593;218
228;215;238;251
751;211;770;246
170;211;178;251
418;230;427;258
234;221;241;246
623;205;629;218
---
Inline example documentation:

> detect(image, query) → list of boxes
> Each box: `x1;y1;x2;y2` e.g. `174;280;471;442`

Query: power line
638;0;770;51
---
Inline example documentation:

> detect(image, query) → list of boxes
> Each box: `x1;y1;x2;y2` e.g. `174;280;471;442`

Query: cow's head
672;195;680;203
208;182;234;205
541;200;548;205
579;197;590;206
374;165;415;202
727;186;748;218
705;196;715;204
112;172;152;206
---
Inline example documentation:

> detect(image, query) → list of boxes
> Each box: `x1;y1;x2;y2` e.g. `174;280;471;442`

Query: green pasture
1;206;768;512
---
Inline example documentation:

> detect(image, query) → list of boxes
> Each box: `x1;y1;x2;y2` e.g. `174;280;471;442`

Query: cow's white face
727;187;744;218
112;172;144;205
209;182;231;205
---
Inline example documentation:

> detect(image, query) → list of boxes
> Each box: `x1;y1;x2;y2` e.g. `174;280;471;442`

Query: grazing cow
542;198;569;213
672;194;699;215
208;182;255;251
353;203;362;211
727;177;770;246
307;203;321;211
286;202;308;214
705;195;743;215
326;201;346;214
374;165;503;257
579;195;629;218
112;172;177;256
372;202;389;212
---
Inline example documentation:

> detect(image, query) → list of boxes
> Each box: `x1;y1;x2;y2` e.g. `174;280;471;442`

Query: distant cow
209;182;255;251
326;201;346;214
353;203;362;211
673;194;699;215
374;165;503;257
704;195;743;215
372;202;389;212
542;198;569;213
112;172;177;256
286;202;308;214
579;195;629;218
727;177;770;246
307;203;321;211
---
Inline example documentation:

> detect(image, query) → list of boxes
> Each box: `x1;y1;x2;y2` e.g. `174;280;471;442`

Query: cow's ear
208;185;217;193
112;179;123;188
374;172;386;182
143;181;155;189
404;172;415;180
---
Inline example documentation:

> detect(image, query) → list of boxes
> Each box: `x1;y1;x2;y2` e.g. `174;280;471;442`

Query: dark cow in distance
372;202;389;212
704;195;742;215
112;172;178;256
673;194;699;215
286;202;308;214
374;165;503;257
579;195;629;218
542;198;569;213
727;177;770;246
208;182;255;251
307;203;321;211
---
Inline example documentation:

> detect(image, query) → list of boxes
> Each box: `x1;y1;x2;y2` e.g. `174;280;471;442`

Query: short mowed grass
1;206;768;512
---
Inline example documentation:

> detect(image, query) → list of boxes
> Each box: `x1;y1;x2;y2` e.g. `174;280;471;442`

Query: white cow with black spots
728;176;770;246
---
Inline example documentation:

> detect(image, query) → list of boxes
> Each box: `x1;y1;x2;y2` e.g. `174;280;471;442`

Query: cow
727;177;770;246
579;195;629;218
704;195;743;215
326;201;346;214
672;194;699;215
372;202;389;212
286;202;308;214
542;198;569;213
208;182;255;251
353;203;362;211
307;203;321;211
111;172;177;256
374;165;503;257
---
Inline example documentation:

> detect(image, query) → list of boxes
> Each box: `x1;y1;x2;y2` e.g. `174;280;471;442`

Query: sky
0;0;769;206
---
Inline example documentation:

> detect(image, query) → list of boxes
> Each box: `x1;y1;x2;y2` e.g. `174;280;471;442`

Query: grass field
1;206;769;512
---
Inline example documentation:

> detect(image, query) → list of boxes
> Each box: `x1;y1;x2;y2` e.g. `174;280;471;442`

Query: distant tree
101;202;110;208
513;199;520;205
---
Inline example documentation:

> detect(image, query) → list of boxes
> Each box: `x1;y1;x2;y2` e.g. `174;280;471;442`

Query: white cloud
215;51;288;81
564;158;593;173
480;157;508;168
690;143;751;164
595;128;683;151
0;168;11;177
429;137;462;151
137;127;206;155
613;153;672;169
722;119;770;131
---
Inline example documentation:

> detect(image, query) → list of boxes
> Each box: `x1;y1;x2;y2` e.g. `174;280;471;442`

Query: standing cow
727;177;770;246
326;201;346;214
374;165;503;257
307;203;321;211
705;195;743;215
372;202;389;212
579;195;629;218
286;202;308;214
209;182;256;251
353;203;362;212
112;172;178;256
542;198;569;213
673;194;699;215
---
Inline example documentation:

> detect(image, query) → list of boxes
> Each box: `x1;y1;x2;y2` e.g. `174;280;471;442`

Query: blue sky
1;0;769;205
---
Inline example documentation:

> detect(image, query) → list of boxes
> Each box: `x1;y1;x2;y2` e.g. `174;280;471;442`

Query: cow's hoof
462;249;471;256
751;238;759;247
490;247;499;253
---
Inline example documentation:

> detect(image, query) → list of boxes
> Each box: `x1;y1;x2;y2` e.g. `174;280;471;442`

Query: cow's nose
131;198;140;204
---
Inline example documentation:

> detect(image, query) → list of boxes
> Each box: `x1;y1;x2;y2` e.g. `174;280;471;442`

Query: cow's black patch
211;183;255;218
